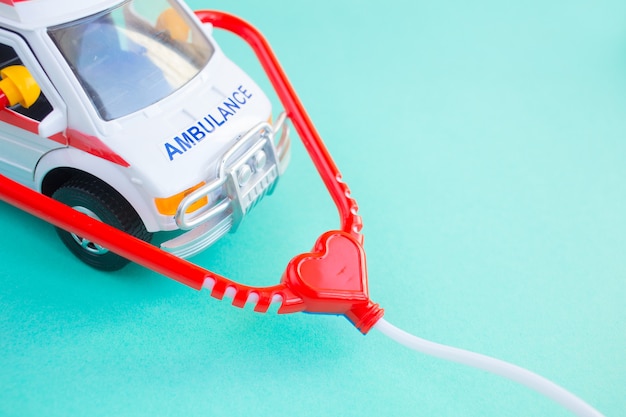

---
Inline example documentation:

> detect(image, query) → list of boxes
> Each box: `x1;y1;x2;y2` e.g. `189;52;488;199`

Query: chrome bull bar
175;112;290;231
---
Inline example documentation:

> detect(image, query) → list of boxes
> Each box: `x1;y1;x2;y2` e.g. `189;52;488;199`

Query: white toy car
0;0;290;270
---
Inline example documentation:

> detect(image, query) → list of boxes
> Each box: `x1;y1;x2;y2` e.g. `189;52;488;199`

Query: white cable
374;318;605;417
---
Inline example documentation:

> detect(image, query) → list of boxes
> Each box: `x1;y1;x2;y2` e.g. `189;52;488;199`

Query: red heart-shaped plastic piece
298;231;367;294
282;231;383;333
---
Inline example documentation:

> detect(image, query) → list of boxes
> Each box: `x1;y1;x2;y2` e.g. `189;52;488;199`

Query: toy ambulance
0;0;290;270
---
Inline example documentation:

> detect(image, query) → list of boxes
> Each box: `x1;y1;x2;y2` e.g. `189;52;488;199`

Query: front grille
240;165;278;215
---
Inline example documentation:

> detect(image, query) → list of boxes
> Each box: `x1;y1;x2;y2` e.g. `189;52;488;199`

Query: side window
0;43;53;122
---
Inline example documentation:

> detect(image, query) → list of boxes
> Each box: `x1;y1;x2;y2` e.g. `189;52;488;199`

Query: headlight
155;182;207;216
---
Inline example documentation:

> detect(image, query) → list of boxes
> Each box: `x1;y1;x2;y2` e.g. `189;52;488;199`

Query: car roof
0;0;123;31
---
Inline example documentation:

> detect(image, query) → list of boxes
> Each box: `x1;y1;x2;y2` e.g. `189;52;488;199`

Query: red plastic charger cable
0;10;383;334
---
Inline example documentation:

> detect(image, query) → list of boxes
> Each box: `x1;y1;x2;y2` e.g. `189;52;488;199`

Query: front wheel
52;176;152;271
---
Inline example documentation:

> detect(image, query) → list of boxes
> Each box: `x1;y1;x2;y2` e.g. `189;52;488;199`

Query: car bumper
159;113;290;258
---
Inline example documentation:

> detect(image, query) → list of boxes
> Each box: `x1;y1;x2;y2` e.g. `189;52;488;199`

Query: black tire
51;175;152;271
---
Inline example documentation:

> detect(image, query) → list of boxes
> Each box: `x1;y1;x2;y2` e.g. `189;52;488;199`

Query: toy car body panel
0;0;290;267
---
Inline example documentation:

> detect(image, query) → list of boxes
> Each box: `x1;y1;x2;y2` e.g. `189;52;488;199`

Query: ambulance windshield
48;0;214;121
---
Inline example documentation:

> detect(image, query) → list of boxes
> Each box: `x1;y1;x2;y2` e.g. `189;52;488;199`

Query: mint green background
1;1;625;416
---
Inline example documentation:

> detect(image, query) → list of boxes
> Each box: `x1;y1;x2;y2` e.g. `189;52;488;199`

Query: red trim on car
48;132;67;145
0;108;127;166
66;128;130;167
0;0;28;5
0;107;39;134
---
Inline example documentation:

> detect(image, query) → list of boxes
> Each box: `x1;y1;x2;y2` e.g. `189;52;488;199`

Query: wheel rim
70;206;109;255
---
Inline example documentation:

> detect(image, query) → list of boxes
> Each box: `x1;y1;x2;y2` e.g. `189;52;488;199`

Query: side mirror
38;110;66;138
0;65;41;109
